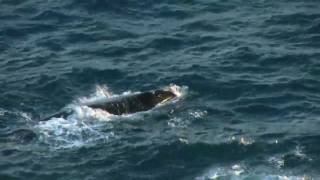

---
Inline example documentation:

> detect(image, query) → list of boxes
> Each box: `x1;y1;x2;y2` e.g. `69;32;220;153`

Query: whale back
40;89;177;121
88;90;176;115
88;92;156;115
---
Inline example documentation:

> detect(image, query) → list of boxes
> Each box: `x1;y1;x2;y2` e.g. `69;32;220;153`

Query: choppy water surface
1;0;320;179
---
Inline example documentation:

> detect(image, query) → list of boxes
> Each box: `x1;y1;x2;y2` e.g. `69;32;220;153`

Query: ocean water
1;0;320;179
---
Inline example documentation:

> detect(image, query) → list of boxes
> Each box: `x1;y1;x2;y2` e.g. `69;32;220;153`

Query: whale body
40;89;177;121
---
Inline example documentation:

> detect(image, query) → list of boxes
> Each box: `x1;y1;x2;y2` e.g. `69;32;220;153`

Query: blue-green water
1;0;320;179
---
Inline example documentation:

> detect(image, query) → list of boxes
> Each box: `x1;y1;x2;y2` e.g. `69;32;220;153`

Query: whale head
153;90;176;104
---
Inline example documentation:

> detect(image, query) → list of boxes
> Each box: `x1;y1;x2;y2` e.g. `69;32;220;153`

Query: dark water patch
71;0;189;14
242;83;297;97
259;54;312;68
282;153;309;168
2;28;27;39
71;0;150;16
64;32;101;44
138;142;254;167
68;45;142;58
174;34;225;54
122;73;159;90
4;129;37;144
229;93;307;107
203;81;254;101
14;6;38;15
66;68;124;88
126;140;295;179
25;75;73;110
226;46;261;62
265;13;320;26
0;14;22;20
1;0;27;6
294;135;320;155
280;101;318;113
31;10;78;24
0;174;19;180
199;1;236;13
259;132;287;140
5;56;53;72
304;35;320;47
0;91;44;112
233;104;282;117
309;60;320;76
1;149;20;157
2;23;57;38
259;26;305;42
26;68;123;108
146;36;186;52
291;35;320;48
204;107;235;119
36;39;65;52
282;136;320;171
108;29;139;40
162;74;210;94
181;20;220;32
154;4;192;19
286;79;320;94
216;63;276;75
63;28;139;45
307;20;320;34
0;42;9;53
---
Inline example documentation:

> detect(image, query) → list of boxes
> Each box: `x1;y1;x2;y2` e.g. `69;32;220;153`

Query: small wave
196;164;312;180
0;109;37;147
0;108;33;124
265;13;319;26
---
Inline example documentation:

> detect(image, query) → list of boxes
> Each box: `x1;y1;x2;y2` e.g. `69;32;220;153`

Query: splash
164;84;188;98
36;84;187;149
189;110;207;119
196;164;246;180
78;85;115;105
36;116;114;149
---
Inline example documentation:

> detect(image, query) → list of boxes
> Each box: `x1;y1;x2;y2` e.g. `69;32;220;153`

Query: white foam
196;164;246;180
189;110;207;119
165;84;188;98
36;116;113;149
72;105;114;121
78;85;114;105
19;112;32;122
268;155;285;169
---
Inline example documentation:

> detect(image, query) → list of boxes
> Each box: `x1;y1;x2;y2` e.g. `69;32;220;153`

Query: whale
40;89;177;121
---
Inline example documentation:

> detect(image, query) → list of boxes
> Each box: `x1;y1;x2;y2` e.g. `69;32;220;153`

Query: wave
196;164;311;180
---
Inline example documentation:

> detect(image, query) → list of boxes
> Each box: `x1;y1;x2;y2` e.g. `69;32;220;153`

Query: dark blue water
1;0;320;179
